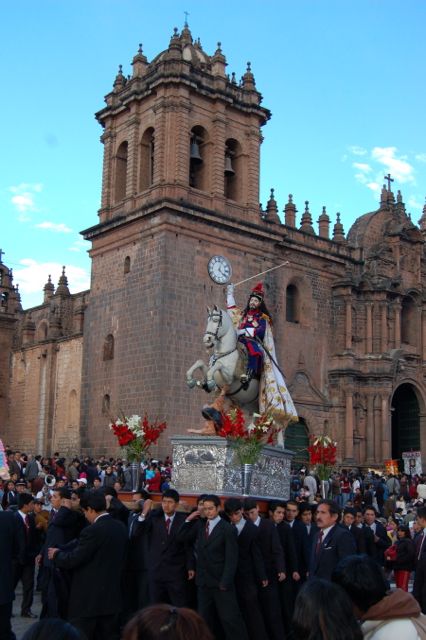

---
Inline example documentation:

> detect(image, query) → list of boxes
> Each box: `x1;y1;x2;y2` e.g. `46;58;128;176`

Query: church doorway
285;418;309;466
391;383;421;467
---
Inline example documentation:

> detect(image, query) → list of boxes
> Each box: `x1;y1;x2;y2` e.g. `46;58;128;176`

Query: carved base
170;435;294;500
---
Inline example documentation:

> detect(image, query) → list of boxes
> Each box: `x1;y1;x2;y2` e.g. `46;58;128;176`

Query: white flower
247;423;256;433
262;426;269;433
127;415;141;432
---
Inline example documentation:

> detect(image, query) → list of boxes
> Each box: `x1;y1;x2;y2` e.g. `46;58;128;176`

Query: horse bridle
205;308;223;342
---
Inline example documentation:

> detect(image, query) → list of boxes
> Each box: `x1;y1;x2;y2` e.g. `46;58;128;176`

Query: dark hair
122;605;214;640
243;498;258;511
318;500;341;521
21;618;84;640
417;507;426;520
52;487;71;500
398;524;411;537
224;498;243;514
197;494;209;503
268;500;286;513
298;502;312;515
286;500;299;510
343;507;356;517
332;554;388;612
292;578;362;640
162;489;179;503
103;486;118;498
18;493;34;508
80;490;106;512
203;494;220;508
363;506;377;516
242;297;273;324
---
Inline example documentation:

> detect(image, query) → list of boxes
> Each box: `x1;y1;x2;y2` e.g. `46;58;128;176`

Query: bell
224;155;235;176
190;140;203;163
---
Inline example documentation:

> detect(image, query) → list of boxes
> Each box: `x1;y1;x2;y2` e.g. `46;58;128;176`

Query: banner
402;451;422;475
384;459;399;475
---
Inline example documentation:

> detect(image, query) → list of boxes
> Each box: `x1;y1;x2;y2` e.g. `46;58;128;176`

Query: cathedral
2;25;426;469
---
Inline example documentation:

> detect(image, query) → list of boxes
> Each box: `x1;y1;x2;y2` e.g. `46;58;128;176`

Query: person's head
21;618;85;640
80;490;107;523
33;500;43;513
197;494;208;517
242;283;272;320
316;500;341;530
292;578;362;640
332;554;389;616
122;604;214;640
18;493;34;512
354;509;363;527
224;498;244;524
202;495;221;520
50;487;71;510
416;506;426;528
299;504;313;525
397;524;411;539
343;507;356;528
103;486;117;498
387;518;398;531
162;489;179;516
77;477;88;488
285;500;299;522
16;481;27;493
363;507;377;526
92;477;102;489
269;501;286;525
243;498;259;523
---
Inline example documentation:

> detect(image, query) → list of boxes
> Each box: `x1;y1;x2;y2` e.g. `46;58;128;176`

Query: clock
207;255;232;284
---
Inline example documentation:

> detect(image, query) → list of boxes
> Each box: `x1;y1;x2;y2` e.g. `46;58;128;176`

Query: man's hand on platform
48;548;59;561
292;571;301;581
141;498;153;516
188;570;195;580
278;572;286;582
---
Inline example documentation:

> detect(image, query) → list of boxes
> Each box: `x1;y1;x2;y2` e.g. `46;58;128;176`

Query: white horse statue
186;305;259;410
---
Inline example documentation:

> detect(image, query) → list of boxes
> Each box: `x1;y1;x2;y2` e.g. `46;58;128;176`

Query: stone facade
2;26;426;468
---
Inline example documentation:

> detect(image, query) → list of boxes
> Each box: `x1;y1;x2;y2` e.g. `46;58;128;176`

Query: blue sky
2;0;426;308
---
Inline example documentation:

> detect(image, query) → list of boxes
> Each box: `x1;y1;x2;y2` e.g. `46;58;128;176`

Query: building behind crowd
1;25;426;467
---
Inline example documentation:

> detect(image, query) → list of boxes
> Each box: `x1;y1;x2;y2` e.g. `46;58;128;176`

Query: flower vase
129;461;140;492
241;463;254;496
321;479;327;499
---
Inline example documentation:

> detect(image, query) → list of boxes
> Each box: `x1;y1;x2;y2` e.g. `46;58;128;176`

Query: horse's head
203;305;226;350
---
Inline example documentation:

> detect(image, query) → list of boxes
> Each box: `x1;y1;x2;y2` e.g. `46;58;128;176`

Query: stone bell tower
80;25;271;454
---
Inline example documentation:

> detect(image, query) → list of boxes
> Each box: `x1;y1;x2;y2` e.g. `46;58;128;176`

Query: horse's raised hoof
206;380;216;392
187;379;197;389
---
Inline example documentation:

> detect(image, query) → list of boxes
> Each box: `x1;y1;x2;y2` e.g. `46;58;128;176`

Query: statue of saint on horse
186;282;298;444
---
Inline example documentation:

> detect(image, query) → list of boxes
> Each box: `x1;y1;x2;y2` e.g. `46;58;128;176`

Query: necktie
165;517;171;534
315;531;323;556
205;521;210;539
24;515;30;537
417;532;425;560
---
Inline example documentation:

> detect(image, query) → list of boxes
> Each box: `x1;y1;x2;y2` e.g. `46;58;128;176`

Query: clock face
207;255;232;284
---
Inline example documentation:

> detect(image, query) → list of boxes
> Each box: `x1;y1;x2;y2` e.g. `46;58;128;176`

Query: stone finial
284;194;297;227
180;22;193;45
264;188;281;224
132;43;148;78
242;61;255;90
333;212;346;243
380;184;388;207
43;274;55;303
113;64;126;92
318;205;330;239
418;197;426;233
212;41;227;77
231;72;237;85
300;200;315;234
55;266;70;297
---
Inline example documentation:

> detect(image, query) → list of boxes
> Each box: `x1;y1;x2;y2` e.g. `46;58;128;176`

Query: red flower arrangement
109;414;167;462
218;407;278;464
307;434;337;480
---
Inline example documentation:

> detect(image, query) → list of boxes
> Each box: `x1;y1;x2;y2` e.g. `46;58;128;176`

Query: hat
77;477;88;485
249;282;264;302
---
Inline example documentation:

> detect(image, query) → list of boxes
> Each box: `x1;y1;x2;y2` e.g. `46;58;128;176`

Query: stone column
36;353;48;454
394;302;401;348
366;303;373;353
381;395;391;460
211;114;226;197
99;130;116;212
344;392;354;461
380;302;388;353
126;116;140;198
422;306;426;361
366;394;375;462
374;396;381;463
345;299;352;350
174;99;191;185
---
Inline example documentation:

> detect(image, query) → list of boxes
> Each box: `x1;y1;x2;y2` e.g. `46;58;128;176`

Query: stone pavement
11;583;42;640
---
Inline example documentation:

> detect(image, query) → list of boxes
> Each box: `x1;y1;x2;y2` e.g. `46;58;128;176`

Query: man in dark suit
0;510;20;640
122;491;150;622
133;488;194;606
309;499;356;581
13;493;39;618
363;506;390;564
48;490;128;640
285;500;309;580
244;498;285;640
224;498;269;640
185;494;248;640
299;503;319;562
343;507;366;553
413;506;426;612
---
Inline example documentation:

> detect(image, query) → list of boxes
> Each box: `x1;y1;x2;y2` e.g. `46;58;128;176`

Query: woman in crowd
123;605;214;640
385;524;415;591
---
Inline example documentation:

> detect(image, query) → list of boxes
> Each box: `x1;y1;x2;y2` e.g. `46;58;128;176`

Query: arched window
189;126;209;191
224;138;243;202
114;141;128;202
68;389;78;428
286;284;299;323
285;418;309;463
102;394;111;415
124;256;131;274
103;334;114;361
36;320;48;341
139;127;155;190
401;296;416;345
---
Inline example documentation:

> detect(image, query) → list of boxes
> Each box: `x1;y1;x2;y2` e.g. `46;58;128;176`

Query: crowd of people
2;448;426;640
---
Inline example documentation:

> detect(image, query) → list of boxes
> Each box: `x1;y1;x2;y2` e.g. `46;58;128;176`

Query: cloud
408;196;424;211
9;183;43;216
348;145;367;156
353;162;371;173
415;153;426;163
366;182;380;193
13;259;90;299
35;221;73;233
68;239;87;253
371;147;415;184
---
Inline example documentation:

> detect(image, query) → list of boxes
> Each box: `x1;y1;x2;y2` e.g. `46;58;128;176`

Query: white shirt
234;517;246;536
206;515;222;535
252;516;262;528
319;524;335;542
94;512;109;523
